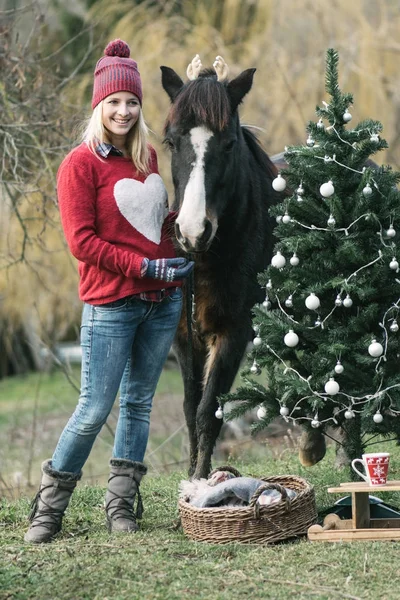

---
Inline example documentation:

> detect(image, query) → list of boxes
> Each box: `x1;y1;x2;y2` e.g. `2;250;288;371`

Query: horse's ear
227;68;256;111
160;66;184;102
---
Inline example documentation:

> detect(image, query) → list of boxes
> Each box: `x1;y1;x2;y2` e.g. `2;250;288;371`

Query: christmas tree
221;48;400;469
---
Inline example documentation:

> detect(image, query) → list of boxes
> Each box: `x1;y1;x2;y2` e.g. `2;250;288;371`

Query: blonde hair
81;101;151;175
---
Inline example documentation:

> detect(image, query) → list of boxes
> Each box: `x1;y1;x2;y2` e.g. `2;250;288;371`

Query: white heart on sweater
114;174;169;245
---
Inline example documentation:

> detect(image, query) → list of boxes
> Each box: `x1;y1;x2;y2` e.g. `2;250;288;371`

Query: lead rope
185;256;196;382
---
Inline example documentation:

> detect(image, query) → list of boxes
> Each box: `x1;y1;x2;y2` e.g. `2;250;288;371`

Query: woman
25;39;193;543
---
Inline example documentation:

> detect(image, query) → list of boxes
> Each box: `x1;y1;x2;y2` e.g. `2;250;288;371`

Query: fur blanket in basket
180;472;297;508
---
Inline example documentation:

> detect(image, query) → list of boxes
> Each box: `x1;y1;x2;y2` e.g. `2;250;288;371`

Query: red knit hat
91;39;143;108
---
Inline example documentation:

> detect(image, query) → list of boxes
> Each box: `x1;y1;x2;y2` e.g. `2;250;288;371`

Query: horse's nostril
175;222;182;240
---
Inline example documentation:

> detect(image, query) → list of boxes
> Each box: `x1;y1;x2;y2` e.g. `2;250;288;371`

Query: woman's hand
145;258;194;282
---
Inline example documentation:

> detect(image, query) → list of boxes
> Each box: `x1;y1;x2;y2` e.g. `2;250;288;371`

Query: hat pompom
104;39;130;59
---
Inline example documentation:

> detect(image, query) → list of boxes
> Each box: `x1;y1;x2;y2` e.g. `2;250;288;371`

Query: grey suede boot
105;459;147;533
24;460;81;544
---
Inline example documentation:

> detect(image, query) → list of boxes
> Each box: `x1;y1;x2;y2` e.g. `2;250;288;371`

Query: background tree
0;1;93;377
221;48;400;471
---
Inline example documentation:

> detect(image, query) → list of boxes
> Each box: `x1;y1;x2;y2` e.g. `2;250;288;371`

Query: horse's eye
225;140;236;152
163;138;175;151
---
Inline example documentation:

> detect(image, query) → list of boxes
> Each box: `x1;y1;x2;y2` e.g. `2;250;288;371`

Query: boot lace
28;485;66;530
106;473;144;521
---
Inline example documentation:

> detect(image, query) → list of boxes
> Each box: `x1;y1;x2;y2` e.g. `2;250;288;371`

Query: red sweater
57;143;178;304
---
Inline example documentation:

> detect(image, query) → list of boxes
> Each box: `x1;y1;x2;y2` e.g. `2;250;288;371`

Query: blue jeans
52;289;183;474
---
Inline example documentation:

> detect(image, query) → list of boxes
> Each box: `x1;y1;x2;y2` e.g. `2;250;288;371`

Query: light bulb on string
390;320;399;333
280;405;289;417
266;279;272;290
317;118;325;130
296;184;304;196
370;133;379;143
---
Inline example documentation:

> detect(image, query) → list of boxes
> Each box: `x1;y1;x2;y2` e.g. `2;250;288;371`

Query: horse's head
161;56;256;253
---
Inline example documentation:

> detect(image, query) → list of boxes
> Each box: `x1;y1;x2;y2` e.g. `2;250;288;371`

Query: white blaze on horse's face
176;125;217;252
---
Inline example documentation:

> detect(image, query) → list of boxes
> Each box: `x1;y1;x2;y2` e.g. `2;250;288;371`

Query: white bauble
282;213;291;224
373;411;383;424
290;253;300;266
285;295;293;308
334;361;344;374
272;174;287;192
335;294;343;307
368;340;383;357
343;295;353;308
215;407;223;419
271;251;286;268
250;361;260;375
324;378;340;395
387;226;396;238
262;298;271;309
306;135;315;147
327;214;336;227
311;419;321;428
305;293;321;310
284;330;299;347
280;406;289;417
343;110;352;122
389;258;399;271
362;184;372;197
320;180;335;198
257;405;267;420
344;409;354;420
253;336;262;347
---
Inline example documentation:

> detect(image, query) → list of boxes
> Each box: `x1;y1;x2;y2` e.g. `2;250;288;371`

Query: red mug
351;452;390;486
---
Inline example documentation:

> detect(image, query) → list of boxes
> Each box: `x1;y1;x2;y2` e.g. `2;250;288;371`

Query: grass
2;450;400;600
3;369;400;599
0;364;188;491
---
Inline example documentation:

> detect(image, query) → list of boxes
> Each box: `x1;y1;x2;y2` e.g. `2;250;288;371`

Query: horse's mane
167;69;231;132
241;126;278;181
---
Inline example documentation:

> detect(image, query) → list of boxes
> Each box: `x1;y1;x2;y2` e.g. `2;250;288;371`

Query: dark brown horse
161;56;279;478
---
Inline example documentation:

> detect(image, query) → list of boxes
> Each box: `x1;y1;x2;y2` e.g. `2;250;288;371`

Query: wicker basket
179;467;317;544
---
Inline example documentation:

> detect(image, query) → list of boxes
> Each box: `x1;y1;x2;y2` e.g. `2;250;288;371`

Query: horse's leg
193;328;249;479
173;334;207;477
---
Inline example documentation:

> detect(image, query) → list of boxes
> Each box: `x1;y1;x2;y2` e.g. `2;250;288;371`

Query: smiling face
102;91;140;148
